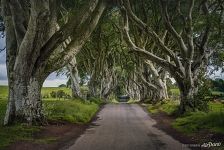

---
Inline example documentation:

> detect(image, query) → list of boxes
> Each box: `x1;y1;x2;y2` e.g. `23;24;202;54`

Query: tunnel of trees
0;0;224;125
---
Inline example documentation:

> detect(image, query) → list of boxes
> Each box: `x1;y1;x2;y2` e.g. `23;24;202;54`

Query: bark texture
68;57;81;98
3;0;107;125
120;0;217;113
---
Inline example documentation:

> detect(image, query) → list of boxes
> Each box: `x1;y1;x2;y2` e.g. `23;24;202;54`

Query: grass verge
146;100;224;134
147;100;179;115
0;100;40;149
0;94;100;149
0;99;99;149
43;99;99;123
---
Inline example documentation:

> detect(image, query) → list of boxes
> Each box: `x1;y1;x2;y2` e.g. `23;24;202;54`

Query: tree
2;0;107;125
58;84;66;88
127;21;170;102
75;7;170;102
68;57;81;98
212;78;224;92
76;15;120;99
121;0;224;113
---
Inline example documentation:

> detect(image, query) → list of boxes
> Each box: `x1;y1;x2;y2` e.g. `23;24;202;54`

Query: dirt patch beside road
7;122;87;150
6;105;104;150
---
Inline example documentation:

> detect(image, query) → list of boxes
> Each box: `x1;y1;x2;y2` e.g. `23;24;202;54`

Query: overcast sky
0;37;68;87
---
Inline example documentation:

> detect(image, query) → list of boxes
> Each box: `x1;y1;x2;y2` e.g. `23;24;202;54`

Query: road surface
67;104;189;150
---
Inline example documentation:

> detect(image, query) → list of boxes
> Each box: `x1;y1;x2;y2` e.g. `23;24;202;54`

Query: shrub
50;91;57;98
89;97;103;104
42;94;49;99
147;100;179;115
193;79;212;112
50;90;67;99
58;84;66;87
57;90;66;99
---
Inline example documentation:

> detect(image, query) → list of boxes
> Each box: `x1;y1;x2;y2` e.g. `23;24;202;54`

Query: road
67;104;189;150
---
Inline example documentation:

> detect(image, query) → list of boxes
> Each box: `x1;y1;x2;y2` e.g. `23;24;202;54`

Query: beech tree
126;22;170;102
2;0;107;125
76;18;120;99
121;0;224;113
76;8;170;102
68;57;81;98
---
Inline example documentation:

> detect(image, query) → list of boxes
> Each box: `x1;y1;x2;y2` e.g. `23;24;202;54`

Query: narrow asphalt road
67;104;189;150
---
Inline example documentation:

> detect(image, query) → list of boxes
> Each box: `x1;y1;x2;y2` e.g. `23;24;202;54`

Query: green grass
170;88;180;95
127;99;139;104
0;99;40;149
110;98;119;104
146;99;224;135
0;124;40;149
43;99;99;123
0;86;73;99
147;100;179;115
173;110;224;134
0;86;100;149
209;102;224;112
0;86;8;99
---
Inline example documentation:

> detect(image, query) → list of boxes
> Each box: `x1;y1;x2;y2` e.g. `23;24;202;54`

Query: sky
0;37;68;87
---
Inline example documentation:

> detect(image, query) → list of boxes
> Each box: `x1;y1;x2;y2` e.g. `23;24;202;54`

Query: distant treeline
209;78;224;92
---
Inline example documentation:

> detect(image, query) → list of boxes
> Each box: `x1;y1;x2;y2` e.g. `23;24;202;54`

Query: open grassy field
170;88;224;99
0;86;8;99
41;87;72;99
0;86;73;99
0;86;100;149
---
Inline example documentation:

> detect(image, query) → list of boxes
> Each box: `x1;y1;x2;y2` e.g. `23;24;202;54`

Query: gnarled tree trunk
177;78;198;114
121;0;216;114
4;75;45;125
68;57;81;98
3;0;107;125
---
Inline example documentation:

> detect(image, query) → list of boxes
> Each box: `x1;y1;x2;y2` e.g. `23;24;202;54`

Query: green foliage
50;90;70;99
169;89;180;100
169;89;180;95
167;79;178;98
169;87;224;101
173;110;224;134
108;94;119;104
58;84;66;87
43;99;99;123
41;87;71;99
127;99;139;104
211;78;224;93
50;91;57;98
208;102;224;112
80;86;89;95
110;98;119;104
147;99;224;134
147;98;224;134
193;79;212;112
0;86;100;148
88;97;103;105
147;100;179;115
